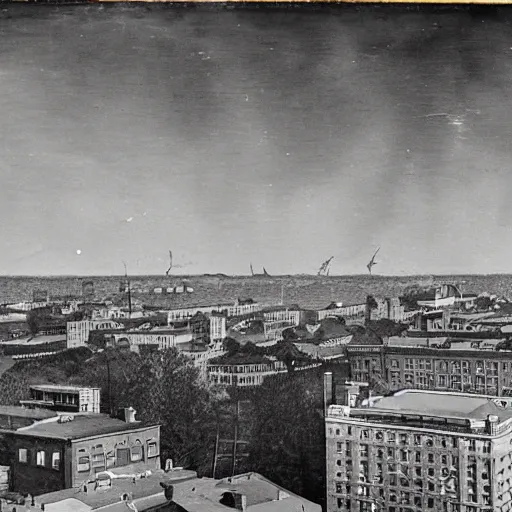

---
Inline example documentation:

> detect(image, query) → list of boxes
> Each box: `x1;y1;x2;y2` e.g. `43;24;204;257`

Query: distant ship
250;264;271;277
318;257;334;276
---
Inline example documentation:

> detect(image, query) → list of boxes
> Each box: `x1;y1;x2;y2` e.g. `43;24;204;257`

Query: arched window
77;449;90;472
131;440;144;462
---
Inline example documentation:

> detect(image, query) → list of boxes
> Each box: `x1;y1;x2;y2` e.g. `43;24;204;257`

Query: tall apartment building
326;388;512;512
346;346;512;397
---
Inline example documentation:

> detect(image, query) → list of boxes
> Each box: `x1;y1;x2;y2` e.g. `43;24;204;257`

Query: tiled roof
11;414;158;440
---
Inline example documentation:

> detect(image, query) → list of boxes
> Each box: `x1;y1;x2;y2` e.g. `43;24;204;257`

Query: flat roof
30;384;100;393
0;334;66;346
367;390;512;422
11;414;158;441
36;469;196;509
0;406;57;419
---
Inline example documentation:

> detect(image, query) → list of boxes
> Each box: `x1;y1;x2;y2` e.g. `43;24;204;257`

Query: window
106;450;116;468
36;450;46;467
147;440;159;458
18;448;28;463
77;449;90;472
131;441;144;462
52;452;61;471
91;444;105;469
337;442;343;453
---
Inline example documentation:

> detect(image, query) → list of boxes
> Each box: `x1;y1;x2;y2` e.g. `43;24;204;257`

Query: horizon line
0;272;510;279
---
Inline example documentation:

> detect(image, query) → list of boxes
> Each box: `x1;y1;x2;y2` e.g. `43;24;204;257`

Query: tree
367;319;408;338
126;349;220;474
245;372;326;508
26;310;41;336
223;337;240;356
267;341;313;374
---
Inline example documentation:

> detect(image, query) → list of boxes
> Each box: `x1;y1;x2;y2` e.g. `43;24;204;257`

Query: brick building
326;388;512;512
7;408;160;496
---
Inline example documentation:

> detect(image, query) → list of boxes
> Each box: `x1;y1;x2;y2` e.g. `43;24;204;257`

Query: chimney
117;407;138;423
487;414;499;435
233;493;247;512
160;482;174;501
324;372;334;415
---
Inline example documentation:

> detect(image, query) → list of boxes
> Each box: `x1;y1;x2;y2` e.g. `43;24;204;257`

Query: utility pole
123;262;132;319
231;400;240;477
106;352;113;416
212;420;220;479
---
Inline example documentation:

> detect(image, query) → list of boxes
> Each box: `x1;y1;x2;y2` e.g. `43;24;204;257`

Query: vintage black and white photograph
0;2;512;512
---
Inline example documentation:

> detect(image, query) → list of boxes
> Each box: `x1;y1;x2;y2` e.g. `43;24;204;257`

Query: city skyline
3;6;512;276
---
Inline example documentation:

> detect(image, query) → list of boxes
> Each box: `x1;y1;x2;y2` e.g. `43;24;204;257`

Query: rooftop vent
117;407;138;423
58;415;74;423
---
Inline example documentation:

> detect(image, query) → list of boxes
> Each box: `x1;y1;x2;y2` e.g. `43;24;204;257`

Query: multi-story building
7;407;160;496
112;329;193;351
166;302;271;324
326;388;512;512
370;298;406;323
210;314;227;343
318;303;367;322
20;385;101;414
208;357;289;387
346;345;512;397
66;320;125;349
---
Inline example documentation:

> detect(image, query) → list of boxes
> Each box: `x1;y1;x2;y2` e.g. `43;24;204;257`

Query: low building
169;471;322;512
3;470;320;512
66;320;125;349
20;385;100;414
167;303;267;324
112;329;193;351
0;334;67;359
0;406;58;432
208;355;289;387
317;303;367;322
7;408;160;496
326;388;512;512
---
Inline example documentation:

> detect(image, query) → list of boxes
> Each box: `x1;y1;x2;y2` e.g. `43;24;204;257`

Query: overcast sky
1;5;512;276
